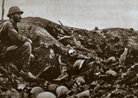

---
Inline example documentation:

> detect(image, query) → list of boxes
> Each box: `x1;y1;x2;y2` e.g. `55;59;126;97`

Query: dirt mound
0;17;138;97
20;17;138;59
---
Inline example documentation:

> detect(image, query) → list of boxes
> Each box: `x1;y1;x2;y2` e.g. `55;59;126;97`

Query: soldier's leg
17;42;37;80
2;42;32;70
21;42;32;70
1;42;37;81
9;42;36;80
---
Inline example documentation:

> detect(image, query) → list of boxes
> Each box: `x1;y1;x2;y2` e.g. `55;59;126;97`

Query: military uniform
0;19;31;70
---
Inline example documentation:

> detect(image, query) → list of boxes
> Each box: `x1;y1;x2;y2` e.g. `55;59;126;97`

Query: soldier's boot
19;62;38;81
53;66;69;82
19;70;37;81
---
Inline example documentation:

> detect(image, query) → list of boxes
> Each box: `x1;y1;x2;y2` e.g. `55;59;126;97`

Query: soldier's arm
7;22;30;45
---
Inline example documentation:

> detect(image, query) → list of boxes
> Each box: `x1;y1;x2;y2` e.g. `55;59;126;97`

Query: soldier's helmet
48;84;58;93
7;6;23;17
73;59;85;70
37;92;56;98
56;86;69;97
31;86;44;98
75;76;86;85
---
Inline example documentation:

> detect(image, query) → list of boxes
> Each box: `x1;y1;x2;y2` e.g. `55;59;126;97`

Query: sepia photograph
0;0;138;97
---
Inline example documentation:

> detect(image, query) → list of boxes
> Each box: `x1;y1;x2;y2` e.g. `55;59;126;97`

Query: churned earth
0;17;138;97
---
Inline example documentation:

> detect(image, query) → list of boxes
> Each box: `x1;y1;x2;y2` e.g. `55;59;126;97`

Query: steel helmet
37;92;56;98
73;59;85;70
108;56;117;63
76;90;90;98
56;86;69;97
31;86;44;98
75;77;86;85
48;84;58;93
7;6;23;17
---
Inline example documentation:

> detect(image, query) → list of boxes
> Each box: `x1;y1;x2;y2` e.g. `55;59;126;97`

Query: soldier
0;6;36;80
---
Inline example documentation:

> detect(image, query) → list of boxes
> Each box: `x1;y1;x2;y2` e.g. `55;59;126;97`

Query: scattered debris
0;17;138;97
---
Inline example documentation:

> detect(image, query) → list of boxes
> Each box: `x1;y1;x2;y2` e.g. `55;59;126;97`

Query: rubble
0;17;138;97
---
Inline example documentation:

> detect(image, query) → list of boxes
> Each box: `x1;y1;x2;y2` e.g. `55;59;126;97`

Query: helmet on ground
7;6;23;17
56;86;69;97
76;90;90;98
108;56;117;63
73;59;85;70
37;92;56;98
48;84;58;93
75;76;86;85
31;86;44;98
